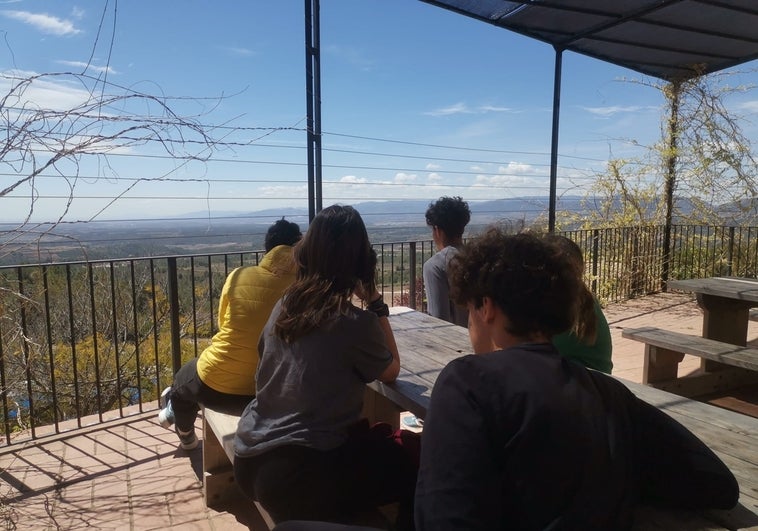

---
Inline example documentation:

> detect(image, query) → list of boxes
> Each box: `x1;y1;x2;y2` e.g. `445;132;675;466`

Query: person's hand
356;281;380;303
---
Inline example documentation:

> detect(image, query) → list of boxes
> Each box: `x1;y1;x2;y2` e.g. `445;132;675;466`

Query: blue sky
1;1;757;224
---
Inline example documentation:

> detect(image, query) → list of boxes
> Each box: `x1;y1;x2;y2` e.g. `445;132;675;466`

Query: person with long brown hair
547;234;613;373
234;205;417;529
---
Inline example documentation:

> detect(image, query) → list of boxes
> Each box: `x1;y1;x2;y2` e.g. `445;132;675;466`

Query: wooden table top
667;277;758;303
377;306;758;528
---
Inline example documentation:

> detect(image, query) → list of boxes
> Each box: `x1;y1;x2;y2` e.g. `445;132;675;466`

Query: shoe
158;387;175;429
402;414;424;429
177;428;199;450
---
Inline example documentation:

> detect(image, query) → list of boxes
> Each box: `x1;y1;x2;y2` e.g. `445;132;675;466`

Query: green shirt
552;298;613;374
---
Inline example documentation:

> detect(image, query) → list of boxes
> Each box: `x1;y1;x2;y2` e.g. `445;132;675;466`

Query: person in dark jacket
414;229;739;531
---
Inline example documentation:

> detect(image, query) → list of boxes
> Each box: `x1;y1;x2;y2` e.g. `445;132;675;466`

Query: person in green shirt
548;235;613;374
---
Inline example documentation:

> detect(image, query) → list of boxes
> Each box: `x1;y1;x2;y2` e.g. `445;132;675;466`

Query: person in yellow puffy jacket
158;218;302;450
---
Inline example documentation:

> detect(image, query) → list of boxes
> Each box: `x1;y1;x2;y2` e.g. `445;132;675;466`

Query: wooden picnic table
667;277;758;346
365;306;758;530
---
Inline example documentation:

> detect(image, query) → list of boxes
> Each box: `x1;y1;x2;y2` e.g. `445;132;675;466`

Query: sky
1;0;757;226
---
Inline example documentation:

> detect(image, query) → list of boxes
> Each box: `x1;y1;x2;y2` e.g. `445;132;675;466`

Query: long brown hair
545;234;598;344
274;205;377;342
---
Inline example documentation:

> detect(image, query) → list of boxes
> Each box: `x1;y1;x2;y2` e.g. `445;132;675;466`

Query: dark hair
264;218;302;252
425;196;471;239
448;229;582;339
275;205;377;342
544;234;597;344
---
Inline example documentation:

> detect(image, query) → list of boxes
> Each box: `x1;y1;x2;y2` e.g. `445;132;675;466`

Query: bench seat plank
622;327;758;371
202;407;277;530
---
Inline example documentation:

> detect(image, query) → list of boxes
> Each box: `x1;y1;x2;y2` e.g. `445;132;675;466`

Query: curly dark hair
425;196;471;239
275;205;377;342
448;229;582;339
264;218;302;252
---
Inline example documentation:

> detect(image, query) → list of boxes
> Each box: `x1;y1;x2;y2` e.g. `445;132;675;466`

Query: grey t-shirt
423;246;468;327
234;299;393;457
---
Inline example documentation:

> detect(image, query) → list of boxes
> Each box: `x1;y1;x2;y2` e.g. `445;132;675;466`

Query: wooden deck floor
0;292;756;530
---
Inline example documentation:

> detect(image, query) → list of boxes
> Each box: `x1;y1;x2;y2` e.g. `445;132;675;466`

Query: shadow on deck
0;292;755;530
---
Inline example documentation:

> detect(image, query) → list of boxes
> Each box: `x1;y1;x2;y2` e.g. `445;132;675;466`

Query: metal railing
0;224;756;446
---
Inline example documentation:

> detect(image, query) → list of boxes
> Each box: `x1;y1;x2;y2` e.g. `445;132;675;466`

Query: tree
0;68;224;257
0;3;241;430
562;69;758;230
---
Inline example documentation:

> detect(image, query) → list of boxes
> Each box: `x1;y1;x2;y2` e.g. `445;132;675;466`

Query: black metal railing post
591;229;599;295
167;258;182;374
409;242;417;310
727;226;735;276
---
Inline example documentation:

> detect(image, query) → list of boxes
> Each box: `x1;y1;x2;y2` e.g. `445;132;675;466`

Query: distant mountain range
1;194;755;265
171;196;588;228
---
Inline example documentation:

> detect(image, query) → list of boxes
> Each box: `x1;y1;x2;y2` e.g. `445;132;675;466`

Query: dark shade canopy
420;0;758;81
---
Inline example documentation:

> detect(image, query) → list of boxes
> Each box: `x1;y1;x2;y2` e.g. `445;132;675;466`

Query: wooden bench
203;406;395;530
621;326;758;396
202;406;276;530
750;308;758;322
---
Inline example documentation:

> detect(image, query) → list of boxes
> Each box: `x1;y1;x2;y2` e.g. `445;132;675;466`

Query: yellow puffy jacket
197;245;297;395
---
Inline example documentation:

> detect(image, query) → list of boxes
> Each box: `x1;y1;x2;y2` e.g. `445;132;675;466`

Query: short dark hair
264;218;302;252
449;229;582;339
425;196;471;239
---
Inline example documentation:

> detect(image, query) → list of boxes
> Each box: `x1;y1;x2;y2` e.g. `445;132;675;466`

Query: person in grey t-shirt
234;205;418;530
423;196;470;327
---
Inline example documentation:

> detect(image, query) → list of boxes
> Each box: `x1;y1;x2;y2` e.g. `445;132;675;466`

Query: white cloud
474;174;534;187
582;105;657;117
427;173;442;182
57;60;116;75
425;102;514;116
498;161;538;175
394;172;417;184
219;46;255;57
259;184;308;198
70;7;85;19
340;175;367;184
737;100;758;113
425;162;441;170
1;69;92;110
425;102;471;116
1;10;81;35
479;105;512;113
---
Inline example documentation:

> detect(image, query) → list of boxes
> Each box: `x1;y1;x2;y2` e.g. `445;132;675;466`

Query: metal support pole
304;0;323;221
548;47;563;233
661;81;681;290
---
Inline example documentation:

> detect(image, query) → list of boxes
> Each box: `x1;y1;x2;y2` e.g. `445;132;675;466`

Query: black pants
234;421;419;530
168;357;253;432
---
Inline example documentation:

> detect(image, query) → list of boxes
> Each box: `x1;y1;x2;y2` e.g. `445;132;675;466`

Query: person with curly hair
414;228;738;530
234;205;418;530
423;196;470;327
